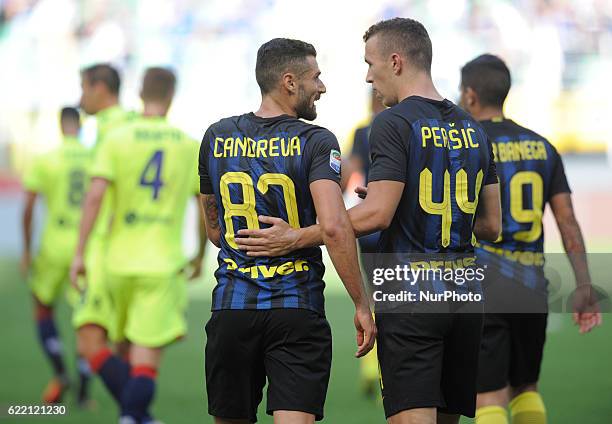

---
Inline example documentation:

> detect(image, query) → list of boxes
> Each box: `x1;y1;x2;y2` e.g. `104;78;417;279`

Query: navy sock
36;317;66;377
89;348;130;403
120;366;156;422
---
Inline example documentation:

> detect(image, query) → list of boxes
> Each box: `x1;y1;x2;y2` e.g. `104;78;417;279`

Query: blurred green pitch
0;257;610;424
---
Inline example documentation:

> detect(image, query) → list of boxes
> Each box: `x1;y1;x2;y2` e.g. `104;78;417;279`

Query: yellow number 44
219;172;300;249
419;168;484;247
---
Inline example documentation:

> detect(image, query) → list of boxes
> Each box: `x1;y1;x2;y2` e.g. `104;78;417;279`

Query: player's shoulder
490;119;556;147
508;120;549;142
206;113;251;134
297;120;336;139
104;118;139;141
371;107;401;128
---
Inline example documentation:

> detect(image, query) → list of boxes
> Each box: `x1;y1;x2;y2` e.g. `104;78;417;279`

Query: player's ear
465;87;478;107
390;53;402;75
282;72;297;94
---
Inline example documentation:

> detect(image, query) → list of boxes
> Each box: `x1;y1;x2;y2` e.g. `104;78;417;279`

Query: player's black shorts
477;313;548;393
376;309;484;418
205;309;332;423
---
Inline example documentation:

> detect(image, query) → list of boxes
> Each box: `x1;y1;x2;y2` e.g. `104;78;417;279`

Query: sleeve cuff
200;177;213;194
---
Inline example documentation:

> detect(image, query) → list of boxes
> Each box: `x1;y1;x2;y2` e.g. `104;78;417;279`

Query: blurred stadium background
0;0;611;422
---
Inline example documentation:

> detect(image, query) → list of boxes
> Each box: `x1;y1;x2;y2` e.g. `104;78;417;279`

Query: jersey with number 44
91;116;199;276
23;137;91;264
368;96;498;254
199;113;341;314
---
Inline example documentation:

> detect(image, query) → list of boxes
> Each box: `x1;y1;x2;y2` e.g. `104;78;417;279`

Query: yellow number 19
219;172;300;248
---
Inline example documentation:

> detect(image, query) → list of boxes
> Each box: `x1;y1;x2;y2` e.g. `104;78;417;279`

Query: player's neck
142;102;169;118
97;97;119;114
397;72;443;103
255;94;296;119
474;106;504;122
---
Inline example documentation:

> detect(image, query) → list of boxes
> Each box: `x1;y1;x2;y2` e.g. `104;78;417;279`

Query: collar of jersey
96;105;123;121
63;135;79;144
247;112;295;123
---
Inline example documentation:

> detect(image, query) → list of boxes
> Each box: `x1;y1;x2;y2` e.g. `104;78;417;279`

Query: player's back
370;96;497;255
92;116;199;275
200;113;341;313
24;137;91;264
478;118;570;278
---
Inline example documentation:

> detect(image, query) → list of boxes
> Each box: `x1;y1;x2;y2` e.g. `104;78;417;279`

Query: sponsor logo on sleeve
329;149;341;174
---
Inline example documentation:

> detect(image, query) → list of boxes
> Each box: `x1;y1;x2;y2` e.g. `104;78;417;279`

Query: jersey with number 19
199;113;341;315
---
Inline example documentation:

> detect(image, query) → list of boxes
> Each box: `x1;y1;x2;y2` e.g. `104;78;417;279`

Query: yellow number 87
219;172;300;248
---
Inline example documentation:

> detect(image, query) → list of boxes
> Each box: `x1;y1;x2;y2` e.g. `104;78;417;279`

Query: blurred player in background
199;38;375;424
236;18;502;424
460;54;602;424
21;107;92;405
71;63;135;407
71;67;206;424
345;89;385;398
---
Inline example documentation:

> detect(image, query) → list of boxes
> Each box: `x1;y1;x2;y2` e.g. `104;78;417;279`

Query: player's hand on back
354;185;368;199
236;215;299;257
572;284;603;334
69;255;87;292
354;303;377;358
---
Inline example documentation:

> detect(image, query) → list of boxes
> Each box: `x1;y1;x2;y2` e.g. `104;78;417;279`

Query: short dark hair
81;63;121;95
141;67;176;101
255;38;317;94
60;107;80;126
363;18;432;72
461;54;511;108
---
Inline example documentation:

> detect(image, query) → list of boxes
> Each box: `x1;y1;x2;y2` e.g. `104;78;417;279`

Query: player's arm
70;134;116;288
339;155;356;192
236;181;403;256
473;138;501;241
550;192;602;332
21;191;38;277
198;129;221;248
310;179;376;357
70;177;108;288
187;195;209;280
473;183;501;241
200;194;220;248
236;111;405;255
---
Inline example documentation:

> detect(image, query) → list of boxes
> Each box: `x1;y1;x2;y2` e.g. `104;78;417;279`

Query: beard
295;86;317;121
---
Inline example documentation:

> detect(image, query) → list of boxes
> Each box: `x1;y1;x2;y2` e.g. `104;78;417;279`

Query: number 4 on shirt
140;150;164;200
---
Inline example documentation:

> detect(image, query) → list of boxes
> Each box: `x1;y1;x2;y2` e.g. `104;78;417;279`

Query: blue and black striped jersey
476;117;570;289
368;96;498;255
199;113;341;315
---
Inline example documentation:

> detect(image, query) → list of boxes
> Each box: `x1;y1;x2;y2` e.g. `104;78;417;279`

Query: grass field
0;256;611;424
